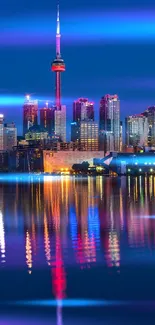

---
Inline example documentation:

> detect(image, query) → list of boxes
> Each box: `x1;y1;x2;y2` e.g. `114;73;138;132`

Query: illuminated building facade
0;114;4;151
95;151;155;175
43;150;104;173
3;123;17;151
125;115;148;147
40;104;55;135
142;106;155;146
120;121;123;152
80;121;99;151
73;98;94;123
25;125;48;142
54;105;66;142
99;94;120;152
9;146;43;172
72;98;94;142
0;152;8;172
23;95;38;136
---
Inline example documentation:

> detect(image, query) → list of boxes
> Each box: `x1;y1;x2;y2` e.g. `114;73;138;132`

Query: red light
51;65;65;72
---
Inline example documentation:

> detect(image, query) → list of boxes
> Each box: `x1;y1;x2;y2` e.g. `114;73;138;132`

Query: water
0;175;155;324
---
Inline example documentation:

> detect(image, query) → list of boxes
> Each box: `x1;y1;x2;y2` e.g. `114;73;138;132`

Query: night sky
1;0;155;137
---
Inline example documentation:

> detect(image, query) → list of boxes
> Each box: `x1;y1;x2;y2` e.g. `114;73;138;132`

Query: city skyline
1;0;155;135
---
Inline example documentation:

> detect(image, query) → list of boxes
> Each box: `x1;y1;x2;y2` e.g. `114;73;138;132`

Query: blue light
0;173;62;183
1;10;155;46
0;95;75;107
139;215;155;219
4;299;155;308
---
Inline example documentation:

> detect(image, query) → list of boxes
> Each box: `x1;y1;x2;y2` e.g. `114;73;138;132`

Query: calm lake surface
0;175;155;324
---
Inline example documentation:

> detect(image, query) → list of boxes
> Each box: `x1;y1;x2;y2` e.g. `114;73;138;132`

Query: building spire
56;1;61;57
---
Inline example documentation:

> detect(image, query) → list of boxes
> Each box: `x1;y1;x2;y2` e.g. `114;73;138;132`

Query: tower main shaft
51;3;65;109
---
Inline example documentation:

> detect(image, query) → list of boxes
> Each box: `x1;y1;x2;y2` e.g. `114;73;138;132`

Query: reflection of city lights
44;212;51;265
0;210;5;263
106;231;120;268
26;231;32;274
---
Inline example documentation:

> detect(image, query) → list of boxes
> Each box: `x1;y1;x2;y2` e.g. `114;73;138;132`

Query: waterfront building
43;150;104;173
99;94;120;152
3;123;17;151
80;121;99;151
125;115;148;147
23;95;38;136
9;146;43;172
0;114;4;151
94;151;155;175
0;151;8;172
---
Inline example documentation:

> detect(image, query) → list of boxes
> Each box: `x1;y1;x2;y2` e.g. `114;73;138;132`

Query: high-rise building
120;121;123;152
99;94;120;152
40;103;55;135
55;105;66;142
125;115;148;147
142;106;155;146
23;95;38;136
72;98;94;142
4;123;17;151
80;121;98;151
0;114;4;151
73;98;94;123
71;122;80;142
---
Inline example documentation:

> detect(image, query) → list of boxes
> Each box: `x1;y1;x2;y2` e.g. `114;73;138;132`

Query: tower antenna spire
56;1;61;57
51;1;65;108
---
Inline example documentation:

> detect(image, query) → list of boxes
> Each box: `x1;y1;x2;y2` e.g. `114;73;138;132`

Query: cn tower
51;2;65;109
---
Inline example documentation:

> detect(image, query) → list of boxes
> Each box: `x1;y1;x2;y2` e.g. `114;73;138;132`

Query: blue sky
1;0;155;136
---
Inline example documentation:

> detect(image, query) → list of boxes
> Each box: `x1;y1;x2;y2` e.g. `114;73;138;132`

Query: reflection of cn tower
43;182;66;325
51;2;65;108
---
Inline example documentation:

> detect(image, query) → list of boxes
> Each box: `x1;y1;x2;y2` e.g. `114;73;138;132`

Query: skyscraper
73;98;94;123
55;105;66;142
0;114;4;151
80;121;99;151
51;4;66;141
4;123;17;151
40;103;55;135
72;98;94;142
71;122;80;142
142;106;155;146
125;115;148;147
23;95;38;136
99;94;120;152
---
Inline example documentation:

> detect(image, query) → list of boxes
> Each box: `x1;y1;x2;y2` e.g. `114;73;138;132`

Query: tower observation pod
51;3;65;108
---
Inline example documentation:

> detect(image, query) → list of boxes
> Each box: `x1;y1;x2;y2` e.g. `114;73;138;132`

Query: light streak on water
3;299;155;308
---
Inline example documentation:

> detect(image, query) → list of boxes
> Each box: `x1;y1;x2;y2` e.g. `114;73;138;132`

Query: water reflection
1;176;155;302
1;176;155;268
